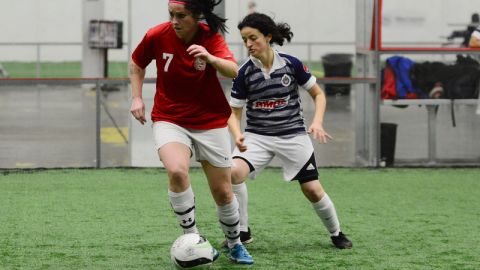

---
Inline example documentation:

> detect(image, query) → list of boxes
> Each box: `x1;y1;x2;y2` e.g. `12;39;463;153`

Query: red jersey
132;22;236;129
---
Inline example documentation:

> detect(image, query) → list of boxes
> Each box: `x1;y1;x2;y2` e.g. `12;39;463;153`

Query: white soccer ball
170;233;215;269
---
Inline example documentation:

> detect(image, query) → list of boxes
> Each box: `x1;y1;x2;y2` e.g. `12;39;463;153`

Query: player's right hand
236;134;247;152
130;97;146;125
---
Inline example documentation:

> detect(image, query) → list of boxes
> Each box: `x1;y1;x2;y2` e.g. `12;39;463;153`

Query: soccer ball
170;233;215;269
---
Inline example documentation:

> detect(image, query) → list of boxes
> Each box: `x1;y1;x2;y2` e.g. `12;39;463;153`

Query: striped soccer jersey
230;50;316;136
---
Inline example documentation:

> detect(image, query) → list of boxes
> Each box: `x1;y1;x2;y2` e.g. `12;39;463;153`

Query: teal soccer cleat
227;243;254;264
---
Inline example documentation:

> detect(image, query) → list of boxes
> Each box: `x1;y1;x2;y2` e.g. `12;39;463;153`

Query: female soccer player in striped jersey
129;0;253;264
227;12;352;249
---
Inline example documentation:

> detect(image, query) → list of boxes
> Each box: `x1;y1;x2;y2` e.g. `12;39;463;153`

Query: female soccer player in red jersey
129;0;253;264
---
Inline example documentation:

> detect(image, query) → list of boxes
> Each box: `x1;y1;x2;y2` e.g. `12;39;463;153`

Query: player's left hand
186;44;213;63
308;123;332;144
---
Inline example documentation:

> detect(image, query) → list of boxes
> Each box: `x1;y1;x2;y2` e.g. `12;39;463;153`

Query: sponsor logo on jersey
252;95;290;110
281;74;291;87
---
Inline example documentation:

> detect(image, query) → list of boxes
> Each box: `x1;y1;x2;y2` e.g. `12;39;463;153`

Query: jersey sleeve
131;32;155;69
289;55;317;90
229;68;247;108
207;33;237;63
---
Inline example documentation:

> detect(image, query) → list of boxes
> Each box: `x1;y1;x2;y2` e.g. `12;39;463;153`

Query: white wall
382;0;480;44
0;0;130;61
0;0;81;43
225;0;355;43
1;0;480;62
224;0;356;62
0;0;355;62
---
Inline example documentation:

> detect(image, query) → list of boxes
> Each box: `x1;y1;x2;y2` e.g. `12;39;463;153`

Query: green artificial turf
1;168;479;269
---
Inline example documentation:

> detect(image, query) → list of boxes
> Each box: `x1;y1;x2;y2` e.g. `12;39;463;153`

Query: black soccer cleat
240;227;253;244
331;232;353;249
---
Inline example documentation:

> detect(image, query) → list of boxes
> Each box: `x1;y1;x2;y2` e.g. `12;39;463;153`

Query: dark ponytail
185;0;228;34
238;13;293;46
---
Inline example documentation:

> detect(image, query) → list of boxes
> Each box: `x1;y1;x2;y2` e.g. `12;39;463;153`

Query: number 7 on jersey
162;53;173;72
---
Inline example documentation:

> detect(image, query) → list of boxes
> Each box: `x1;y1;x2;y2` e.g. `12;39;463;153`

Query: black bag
411;61;448;95
411;55;480;127
444;55;480;99
444;67;480;99
412;55;480;99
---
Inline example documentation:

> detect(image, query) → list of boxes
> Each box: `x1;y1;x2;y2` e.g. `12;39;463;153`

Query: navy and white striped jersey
230;50;316;137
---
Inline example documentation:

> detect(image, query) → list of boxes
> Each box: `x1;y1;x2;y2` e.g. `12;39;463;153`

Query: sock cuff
312;193;332;209
168;186;193;198
217;197;239;216
168;186;194;208
232;182;247;192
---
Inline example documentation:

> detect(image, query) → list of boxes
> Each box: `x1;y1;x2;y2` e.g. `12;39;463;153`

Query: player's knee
231;159;250;184
168;170;190;192
211;187;234;205
301;181;325;202
167;167;189;183
231;168;247;185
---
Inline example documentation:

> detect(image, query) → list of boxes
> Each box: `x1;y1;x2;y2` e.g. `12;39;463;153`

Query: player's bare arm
186;44;238;78
129;61;147;125
228;107;247;152
469;35;480;47
308;83;332;143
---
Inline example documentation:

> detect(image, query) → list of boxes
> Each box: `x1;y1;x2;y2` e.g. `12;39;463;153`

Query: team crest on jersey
194;58;206;71
252;95;290;110
281;74;291;87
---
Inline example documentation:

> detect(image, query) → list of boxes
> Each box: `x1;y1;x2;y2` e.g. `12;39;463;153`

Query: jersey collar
250;49;286;77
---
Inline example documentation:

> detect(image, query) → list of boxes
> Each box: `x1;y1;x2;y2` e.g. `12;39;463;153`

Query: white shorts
152;121;232;168
232;132;318;182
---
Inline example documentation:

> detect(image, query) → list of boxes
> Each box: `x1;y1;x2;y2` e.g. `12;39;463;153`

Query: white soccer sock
312;193;341;236
168;186;199;234
216;198;241;249
232;183;249;232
